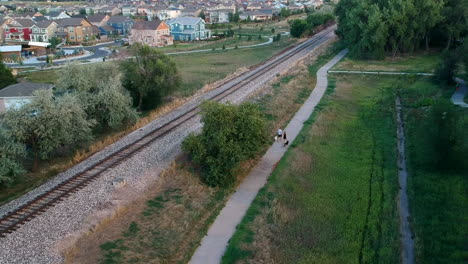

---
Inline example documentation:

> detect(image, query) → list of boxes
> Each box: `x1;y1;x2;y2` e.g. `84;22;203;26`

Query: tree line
290;12;335;38
335;0;468;58
0;44;180;184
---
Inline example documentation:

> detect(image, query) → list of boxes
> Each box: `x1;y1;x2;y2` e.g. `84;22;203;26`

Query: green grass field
20;38;295;97
223;74;401;264
159;36;266;53
399;78;468;264
333;52;441;73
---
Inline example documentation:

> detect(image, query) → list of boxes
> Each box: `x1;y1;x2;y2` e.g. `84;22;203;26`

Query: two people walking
275;128;289;147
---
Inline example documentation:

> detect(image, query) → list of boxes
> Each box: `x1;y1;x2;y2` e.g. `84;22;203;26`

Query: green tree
3;90;94;171
434;48;465;85
290;19;307;38
182;102;267;187
199;11;206;20
0;127;25;185
89;9;95;15
271;27;275;34
437;0;468;49
79;8;86;15
57;63;137;131
122;44;181;111
0;60;16;89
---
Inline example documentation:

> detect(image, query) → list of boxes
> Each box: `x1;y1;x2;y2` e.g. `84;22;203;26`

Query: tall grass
401;78;468;264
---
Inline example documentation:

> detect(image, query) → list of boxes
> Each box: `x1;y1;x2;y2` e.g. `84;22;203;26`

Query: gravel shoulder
0;31;335;264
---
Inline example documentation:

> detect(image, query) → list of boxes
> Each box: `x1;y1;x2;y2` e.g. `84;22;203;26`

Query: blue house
106;16;134;36
166;17;210;41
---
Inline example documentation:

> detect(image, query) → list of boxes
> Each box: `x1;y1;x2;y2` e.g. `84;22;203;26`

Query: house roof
47;11;67;17
87;14;108;23
132;20;163;30
0;45;22;52
57;18;85;27
34;20;55;28
107;15;132;23
13;18;35;28
100;25;115;31
166;17;202;26
32;16;49;22
0;82;54;98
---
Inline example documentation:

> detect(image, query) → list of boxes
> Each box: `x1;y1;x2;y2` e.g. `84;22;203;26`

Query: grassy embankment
224;53;467;264
64;44;337;264
400;79;467;264
0;38;296;206
333;52;441;73
335;53;468;263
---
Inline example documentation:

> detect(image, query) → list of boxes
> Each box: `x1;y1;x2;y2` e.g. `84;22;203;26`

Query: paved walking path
189;49;349;264
396;97;415;264
328;70;434;76
452;78;468;108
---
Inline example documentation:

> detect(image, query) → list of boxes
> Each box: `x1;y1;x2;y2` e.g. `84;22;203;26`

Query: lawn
19;37;295;97
159;36;266;53
223;74;401;264
399;78;468;264
170;37;295;96
19;69;58;83
332;52;441;73
64;43;335;264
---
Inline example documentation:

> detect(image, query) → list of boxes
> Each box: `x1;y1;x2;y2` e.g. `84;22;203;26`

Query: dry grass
64;161;218;264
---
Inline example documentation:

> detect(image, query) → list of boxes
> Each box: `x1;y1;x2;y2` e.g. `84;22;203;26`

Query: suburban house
30;20;58;42
56;18;94;43
87;14;110;27
45;11;71;20
98;6;121;16
106;16;133;35
5;18;35;41
99;25;117;40
122;5;138;17
239;11;273;21
0;18;12;42
166;17;210;41
180;6;202;17
129;20;173;47
206;9;230;23
0;45;21;62
0;82;54;113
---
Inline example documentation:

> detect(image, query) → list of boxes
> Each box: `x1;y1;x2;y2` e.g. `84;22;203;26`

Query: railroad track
0;26;336;238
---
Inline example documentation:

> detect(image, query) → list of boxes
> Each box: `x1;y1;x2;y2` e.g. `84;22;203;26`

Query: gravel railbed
0;31;334;264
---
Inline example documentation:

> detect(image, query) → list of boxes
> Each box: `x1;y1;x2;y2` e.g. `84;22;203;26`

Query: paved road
7;42;116;67
189;49;349;264
452;78;468;108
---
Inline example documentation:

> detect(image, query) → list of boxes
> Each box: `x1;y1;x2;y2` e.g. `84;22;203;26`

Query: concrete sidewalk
452;78;468;108
189;48;349;264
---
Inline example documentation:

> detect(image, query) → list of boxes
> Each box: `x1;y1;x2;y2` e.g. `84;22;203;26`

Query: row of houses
0;14;135;44
129;17;210;46
0;0;324;24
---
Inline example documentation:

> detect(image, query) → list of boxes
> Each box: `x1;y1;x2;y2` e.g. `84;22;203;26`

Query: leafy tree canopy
122;44;181;111
3;90;94;171
183;102;267;187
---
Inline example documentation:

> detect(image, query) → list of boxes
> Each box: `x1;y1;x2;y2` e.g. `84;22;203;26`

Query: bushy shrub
183;102;267;187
